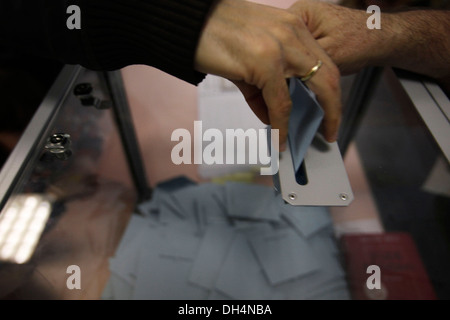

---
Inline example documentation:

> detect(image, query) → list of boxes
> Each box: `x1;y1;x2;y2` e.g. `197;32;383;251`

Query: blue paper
287;78;324;178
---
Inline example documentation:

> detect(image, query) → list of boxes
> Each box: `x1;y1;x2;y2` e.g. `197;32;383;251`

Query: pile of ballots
101;177;350;300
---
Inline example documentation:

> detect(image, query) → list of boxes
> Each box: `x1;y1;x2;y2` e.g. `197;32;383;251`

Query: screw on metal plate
339;193;348;201
288;193;297;200
73;83;111;109
44;133;72;160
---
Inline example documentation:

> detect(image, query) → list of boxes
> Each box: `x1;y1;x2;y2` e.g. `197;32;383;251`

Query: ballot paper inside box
103;176;351;300
103;76;354;299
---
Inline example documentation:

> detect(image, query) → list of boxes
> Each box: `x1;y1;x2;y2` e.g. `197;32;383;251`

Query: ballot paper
108;217;153;285
224;182;281;222
107;273;135;300
287;77;324;178
133;249;209;300
280;204;332;238
214;233;273;300
247;228;320;285
157;223;202;260
103;177;350;300
188;226;236;290
271;228;347;300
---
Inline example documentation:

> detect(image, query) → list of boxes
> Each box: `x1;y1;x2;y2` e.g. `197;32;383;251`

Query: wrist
371;11;413;69
364;12;400;68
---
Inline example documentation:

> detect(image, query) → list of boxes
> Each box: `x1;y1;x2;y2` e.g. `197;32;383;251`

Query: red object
340;232;437;300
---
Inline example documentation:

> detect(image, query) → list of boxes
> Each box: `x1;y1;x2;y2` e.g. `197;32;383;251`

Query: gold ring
300;60;323;82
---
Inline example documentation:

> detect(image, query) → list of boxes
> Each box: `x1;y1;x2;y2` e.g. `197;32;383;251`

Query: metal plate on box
277;134;354;206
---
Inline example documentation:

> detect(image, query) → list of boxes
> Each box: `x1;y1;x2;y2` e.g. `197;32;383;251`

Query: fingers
280;15;342;142
195;0;342;146
239;14;341;146
306;64;342;142
296;51;342;142
237;71;291;152
261;70;292;152
233;81;270;125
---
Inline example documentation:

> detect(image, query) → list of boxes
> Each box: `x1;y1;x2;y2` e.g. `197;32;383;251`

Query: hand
289;0;450;82
288;0;392;75
194;0;342;150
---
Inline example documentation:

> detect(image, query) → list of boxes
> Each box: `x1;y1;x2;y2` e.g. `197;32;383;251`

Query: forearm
377;9;450;80
0;0;216;85
78;0;215;84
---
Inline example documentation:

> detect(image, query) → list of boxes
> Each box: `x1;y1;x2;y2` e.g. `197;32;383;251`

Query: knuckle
291;15;308;32
254;37;280;60
275;25;295;43
266;41;282;59
273;12;304;43
284;11;304;28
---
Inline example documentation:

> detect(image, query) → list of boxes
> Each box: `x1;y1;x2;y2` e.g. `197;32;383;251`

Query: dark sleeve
0;0;216;85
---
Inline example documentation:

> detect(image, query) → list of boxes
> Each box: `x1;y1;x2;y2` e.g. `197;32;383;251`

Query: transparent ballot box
0;66;139;299
0;64;448;300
